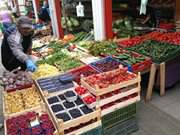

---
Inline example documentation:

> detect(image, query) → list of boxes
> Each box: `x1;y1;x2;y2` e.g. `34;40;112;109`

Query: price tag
76;2;84;17
30;118;40;127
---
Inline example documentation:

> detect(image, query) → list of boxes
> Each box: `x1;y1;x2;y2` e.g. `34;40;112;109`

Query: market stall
3;0;180;134
1;34;143;135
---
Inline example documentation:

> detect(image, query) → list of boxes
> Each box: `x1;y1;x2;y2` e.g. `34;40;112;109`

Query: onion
2;78;7;82
15;80;22;86
17;76;22;80
9;78;14;84
9;85;14;88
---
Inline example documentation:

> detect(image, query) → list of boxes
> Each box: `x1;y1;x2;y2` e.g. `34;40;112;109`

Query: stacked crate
35;73;102;135
81;67;141;135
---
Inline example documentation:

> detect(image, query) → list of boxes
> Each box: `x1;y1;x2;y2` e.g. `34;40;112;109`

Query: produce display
77;41;118;56
88;41;118;56
37;50;83;72
6;111;56;135
37;74;74;93
64;91;77;102
71;32;94;43
77;41;95;51
61;17;80;32
82;95;96;109
33;35;53;48
90;57;122;72
47;90;94;122
118;36;143;47
75;86;97;109
115;49;145;65
2;71;33;92
119;31;180;47
113;48;152;72
4;87;41;114
113;18;140;38
54;57;83;72
127;40;180;63
69;65;99;84
32;46;54;58
61;48;89;59
83;66;136;89
144;32;180;45
32;64;59;79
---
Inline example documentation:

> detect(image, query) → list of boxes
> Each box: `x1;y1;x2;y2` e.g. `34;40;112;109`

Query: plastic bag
140;0;148;15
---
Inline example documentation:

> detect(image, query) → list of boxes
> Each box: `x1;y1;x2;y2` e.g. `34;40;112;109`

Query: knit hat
17;16;33;29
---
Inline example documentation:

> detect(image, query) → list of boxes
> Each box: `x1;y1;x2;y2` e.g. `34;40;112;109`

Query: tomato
75;86;87;95
83;95;96;104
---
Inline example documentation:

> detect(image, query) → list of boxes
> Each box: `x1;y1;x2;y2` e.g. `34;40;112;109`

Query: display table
146;55;180;101
164;56;180;88
146;63;165;101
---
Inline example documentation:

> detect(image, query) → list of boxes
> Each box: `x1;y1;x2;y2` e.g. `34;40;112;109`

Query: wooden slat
99;87;140;106
101;96;140;116
81;73;141;96
160;62;165;96
146;63;157;101
66;121;101;135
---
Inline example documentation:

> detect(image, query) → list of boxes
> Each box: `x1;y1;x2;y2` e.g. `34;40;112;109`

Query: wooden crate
4;103;59;135
3;86;43;119
99;86;140;107
44;91;101;135
81;72;141;96
80;69;141;116
101;96;140;116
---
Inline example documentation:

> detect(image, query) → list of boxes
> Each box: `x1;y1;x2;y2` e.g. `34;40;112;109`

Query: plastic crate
69;65;99;84
102;103;136;129
81;126;102;135
90;56;131;72
103;117;138;135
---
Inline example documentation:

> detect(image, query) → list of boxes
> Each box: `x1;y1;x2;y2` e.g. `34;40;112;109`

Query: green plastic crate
103;117;138;135
81;126;102;135
102;103;137;129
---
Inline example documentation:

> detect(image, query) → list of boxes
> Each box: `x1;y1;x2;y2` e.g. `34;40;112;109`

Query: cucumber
116;54;129;60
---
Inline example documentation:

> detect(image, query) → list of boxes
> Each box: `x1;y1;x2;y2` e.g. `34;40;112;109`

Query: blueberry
69;109;82;118
48;96;59;104
56;113;71;121
51;104;64;113
75;98;83;105
58;94;65;100
80;106;93;114
64;91;76;97
63;101;75;109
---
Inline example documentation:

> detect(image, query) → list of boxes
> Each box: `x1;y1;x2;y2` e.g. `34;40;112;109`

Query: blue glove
25;60;37;72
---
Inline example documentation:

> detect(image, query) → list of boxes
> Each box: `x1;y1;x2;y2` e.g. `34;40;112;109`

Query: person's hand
25;59;37;72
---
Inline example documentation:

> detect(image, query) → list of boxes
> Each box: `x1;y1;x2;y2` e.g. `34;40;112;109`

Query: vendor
1;16;37;72
38;1;50;23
